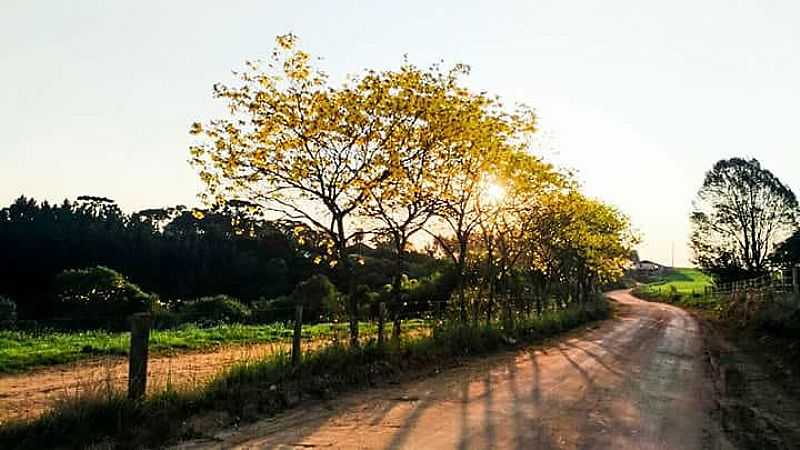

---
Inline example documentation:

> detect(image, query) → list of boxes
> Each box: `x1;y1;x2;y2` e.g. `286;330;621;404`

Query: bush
353;284;380;318
0;296;17;326
738;291;800;337
292;274;341;320
251;295;293;323
56;266;154;327
150;309;182;330
176;295;252;325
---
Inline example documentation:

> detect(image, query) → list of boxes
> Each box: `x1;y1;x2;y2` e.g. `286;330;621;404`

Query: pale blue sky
3;0;800;266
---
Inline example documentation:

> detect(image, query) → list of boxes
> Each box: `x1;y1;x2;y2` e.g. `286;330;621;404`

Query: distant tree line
0;195;447;322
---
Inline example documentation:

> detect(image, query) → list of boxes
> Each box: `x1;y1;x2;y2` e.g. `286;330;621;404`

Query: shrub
176;295;252;325
0;296;17;326
56;266;154;327
251;295;293;323
353;284;380;317
150;309;182;330
743;291;800;337
669;285;680;302
405;271;456;304
292;274;341;320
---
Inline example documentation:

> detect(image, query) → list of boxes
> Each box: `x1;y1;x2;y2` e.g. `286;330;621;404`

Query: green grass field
633;267;715;307
0;320;428;374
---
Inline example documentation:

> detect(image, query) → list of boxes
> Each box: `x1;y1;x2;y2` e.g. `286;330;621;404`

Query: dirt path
175;290;734;450
1;330;431;424
0;341;298;423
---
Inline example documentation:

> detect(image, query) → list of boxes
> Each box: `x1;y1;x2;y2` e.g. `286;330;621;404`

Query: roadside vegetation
683;157;799;333
0;320;429;373
0;300;608;450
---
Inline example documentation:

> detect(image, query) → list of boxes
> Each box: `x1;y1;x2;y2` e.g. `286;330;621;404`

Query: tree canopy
690;157;798;281
0;34;636;332
189;34;636;339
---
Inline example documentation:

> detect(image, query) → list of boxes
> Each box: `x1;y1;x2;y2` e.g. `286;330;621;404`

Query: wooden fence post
128;312;152;400
793;267;799;295
503;303;513;333
377;302;386;349
292;304;303;368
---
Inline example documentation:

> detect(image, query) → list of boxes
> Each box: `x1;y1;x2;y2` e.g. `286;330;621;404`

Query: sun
483;181;506;204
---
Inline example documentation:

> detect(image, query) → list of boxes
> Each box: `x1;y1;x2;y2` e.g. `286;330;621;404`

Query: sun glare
484;181;506;203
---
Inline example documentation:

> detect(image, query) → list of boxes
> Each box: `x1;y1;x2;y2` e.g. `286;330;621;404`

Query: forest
0;194;449;324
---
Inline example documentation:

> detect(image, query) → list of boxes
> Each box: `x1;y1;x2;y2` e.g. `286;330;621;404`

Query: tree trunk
473;283;482;325
457;238;468;323
334;217;358;348
391;236;406;342
504;301;513;333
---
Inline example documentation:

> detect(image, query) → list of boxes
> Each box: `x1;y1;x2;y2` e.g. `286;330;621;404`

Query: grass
0;320;429;374
0;300;609;450
632;267;716;307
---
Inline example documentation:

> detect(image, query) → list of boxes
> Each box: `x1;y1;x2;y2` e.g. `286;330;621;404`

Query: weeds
0;320;429;373
0;301;609;450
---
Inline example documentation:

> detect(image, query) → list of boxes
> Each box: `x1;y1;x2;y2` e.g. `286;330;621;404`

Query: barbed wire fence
0;298;454;422
0;290;606;423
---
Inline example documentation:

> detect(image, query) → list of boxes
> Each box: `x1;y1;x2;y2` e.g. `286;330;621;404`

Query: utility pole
671;241;675;268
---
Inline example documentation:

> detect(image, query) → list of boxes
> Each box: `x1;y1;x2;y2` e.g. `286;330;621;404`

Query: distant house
635;260;663;272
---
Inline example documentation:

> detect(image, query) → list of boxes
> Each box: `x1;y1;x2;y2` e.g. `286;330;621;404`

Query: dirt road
0;342;293;423
177;290;733;450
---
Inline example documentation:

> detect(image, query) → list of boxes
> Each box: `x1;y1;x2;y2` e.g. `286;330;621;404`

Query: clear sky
3;0;800;266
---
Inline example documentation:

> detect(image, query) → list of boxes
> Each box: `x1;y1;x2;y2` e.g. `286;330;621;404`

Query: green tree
176;295;252;324
690;158;798;281
292;274;340;320
56;266;154;325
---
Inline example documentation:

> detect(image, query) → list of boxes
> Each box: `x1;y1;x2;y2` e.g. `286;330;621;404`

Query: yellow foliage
189;33;635;287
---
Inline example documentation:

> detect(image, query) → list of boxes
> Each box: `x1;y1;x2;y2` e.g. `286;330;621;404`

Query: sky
2;1;800;267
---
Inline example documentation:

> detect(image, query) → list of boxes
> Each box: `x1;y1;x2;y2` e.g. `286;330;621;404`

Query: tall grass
0;300;609;450
0;320;429;373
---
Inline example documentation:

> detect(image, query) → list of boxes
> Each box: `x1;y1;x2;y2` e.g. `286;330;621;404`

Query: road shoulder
700;317;800;450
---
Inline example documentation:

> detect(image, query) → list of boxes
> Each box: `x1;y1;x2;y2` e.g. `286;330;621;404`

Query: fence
0;299;450;423
0;292;601;423
711;266;800;297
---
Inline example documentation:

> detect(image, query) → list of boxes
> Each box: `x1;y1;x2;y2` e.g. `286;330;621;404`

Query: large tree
426;94;537;322
474;150;566;323
690;157;798;280
189;34;523;343
190;34;393;345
